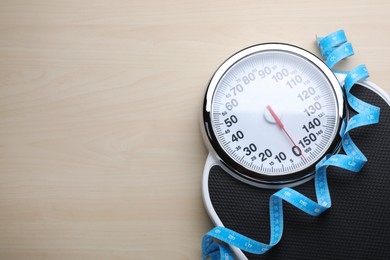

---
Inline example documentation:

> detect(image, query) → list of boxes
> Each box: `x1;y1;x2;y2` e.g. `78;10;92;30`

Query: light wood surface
1;0;389;259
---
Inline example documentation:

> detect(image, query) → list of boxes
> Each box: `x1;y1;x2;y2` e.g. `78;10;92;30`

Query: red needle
266;105;306;160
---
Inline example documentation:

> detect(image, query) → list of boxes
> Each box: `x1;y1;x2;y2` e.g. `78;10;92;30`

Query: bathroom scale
200;42;390;259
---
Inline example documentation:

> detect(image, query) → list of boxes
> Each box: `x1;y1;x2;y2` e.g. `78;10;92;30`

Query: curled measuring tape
202;30;380;259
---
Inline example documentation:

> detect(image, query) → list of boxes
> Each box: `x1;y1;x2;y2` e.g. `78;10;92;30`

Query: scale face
201;43;346;187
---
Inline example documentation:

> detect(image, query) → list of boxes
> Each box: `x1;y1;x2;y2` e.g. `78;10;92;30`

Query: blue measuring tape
202;30;380;259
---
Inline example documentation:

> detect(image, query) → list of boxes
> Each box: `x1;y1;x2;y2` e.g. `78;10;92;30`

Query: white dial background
211;51;339;176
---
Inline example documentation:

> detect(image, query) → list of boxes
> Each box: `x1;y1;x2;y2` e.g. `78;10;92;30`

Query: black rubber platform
208;84;390;259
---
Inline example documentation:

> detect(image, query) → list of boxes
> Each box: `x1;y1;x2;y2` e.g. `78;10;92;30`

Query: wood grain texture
0;0;389;259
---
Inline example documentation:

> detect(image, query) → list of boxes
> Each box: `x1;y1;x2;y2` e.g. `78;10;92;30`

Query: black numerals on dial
243;143;257;156
298;133;317;148
302;117;321;132
231;131;244;142
255;149;288;164
298;117;323;150
259;149;272;162
292;145;302;157
224;115;238;127
274;152;287;163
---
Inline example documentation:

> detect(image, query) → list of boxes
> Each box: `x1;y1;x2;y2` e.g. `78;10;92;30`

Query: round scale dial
202;43;345;187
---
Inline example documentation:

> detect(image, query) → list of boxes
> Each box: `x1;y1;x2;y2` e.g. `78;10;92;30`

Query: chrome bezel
201;43;346;188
